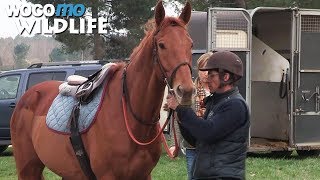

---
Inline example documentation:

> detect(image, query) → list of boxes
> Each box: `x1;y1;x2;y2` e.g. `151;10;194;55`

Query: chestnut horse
10;1;194;180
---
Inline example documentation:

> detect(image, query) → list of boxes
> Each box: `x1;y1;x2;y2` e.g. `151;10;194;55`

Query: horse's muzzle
174;85;196;106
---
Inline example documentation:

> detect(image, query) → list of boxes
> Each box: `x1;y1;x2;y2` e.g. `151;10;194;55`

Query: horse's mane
129;17;187;60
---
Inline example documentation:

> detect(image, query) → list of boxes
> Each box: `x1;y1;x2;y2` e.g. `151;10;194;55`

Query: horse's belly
31;115;162;179
32;116;86;178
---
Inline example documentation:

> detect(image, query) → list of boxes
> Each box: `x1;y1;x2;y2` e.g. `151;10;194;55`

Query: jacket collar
204;86;239;105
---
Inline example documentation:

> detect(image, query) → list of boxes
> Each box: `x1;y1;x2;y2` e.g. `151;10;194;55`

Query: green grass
2;147;320;180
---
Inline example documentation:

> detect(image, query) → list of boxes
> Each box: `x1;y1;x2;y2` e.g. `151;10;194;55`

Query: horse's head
153;1;195;105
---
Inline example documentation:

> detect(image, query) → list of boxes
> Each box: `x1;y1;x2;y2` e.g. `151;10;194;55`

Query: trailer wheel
0;145;8;154
297;150;320;157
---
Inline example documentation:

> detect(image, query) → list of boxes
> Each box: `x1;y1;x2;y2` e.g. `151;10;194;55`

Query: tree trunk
234;0;247;8
92;2;105;60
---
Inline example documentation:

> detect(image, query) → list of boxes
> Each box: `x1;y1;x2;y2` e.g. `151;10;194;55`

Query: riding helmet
199;51;243;77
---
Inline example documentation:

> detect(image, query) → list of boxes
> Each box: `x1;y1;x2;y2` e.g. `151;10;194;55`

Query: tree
104;35;137;59
26;0;156;60
173;0;247;11
246;0;320;9
14;43;30;68
49;47;66;62
49;47;83;62
173;0;320;11
27;0;110;60
107;0;155;59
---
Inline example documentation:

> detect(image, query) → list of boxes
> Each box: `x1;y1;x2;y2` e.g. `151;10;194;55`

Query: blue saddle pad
46;85;104;134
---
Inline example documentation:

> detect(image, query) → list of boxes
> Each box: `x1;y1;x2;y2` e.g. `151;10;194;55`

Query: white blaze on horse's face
154;1;195;106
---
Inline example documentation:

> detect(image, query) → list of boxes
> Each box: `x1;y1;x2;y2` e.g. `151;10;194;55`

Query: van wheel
297;150;320;157
0;145;8;154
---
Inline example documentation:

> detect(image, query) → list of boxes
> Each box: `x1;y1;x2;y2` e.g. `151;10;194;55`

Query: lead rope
122;95;179;158
122;96;170;145
161;109;179;159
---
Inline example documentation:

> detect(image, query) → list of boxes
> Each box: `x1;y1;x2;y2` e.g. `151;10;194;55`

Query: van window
27;72;66;90
0;74;21;100
74;70;98;77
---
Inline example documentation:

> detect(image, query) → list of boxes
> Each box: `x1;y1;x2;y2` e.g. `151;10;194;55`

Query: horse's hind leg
13;147;45;180
12;133;45;180
11;111;45;180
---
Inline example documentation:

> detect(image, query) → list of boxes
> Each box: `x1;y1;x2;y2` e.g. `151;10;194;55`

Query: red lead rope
122;96;179;158
161;113;179;159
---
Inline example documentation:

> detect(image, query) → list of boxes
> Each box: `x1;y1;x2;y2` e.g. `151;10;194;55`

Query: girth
69;103;97;180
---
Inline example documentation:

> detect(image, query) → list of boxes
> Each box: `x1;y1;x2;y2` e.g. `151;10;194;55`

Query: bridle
152;29;192;89
122;27;192;126
121;26;192;147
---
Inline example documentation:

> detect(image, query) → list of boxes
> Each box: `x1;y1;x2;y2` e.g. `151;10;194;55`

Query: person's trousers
186;148;196;180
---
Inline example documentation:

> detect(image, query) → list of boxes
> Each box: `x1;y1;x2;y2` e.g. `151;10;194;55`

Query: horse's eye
159;42;165;49
171;21;177;26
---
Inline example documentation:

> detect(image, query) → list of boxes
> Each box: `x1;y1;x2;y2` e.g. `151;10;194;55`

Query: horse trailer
186;7;320;156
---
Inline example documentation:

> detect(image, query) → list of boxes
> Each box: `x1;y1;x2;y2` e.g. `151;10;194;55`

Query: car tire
0;145;8;154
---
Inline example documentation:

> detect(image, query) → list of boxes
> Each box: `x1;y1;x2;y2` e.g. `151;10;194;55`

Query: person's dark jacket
175;87;249;179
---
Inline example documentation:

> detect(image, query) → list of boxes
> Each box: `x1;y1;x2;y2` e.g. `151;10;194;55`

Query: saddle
59;63;117;101
56;62;117;180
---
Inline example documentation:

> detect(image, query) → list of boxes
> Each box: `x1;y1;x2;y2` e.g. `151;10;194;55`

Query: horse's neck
126;41;165;122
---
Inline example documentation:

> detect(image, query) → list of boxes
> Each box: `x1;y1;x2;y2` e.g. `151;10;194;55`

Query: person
166;51;250;180
167;52;212;180
186;52;212;178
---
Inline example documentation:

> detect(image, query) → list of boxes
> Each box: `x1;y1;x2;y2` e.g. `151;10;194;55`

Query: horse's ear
155;0;165;26
179;1;191;25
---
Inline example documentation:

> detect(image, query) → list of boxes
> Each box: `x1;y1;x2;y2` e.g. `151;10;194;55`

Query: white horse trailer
186;7;320;156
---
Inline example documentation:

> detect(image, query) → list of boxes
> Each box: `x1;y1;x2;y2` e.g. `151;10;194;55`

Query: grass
2;147;320;180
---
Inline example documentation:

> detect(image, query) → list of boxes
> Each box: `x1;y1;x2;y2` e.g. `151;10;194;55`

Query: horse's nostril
176;85;184;97
178;85;184;93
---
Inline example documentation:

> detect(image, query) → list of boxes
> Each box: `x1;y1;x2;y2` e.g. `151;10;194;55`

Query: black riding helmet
199;51;243;78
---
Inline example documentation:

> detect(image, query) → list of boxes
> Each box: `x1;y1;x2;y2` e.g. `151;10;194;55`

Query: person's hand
163;103;170;111
169;146;176;154
166;93;179;110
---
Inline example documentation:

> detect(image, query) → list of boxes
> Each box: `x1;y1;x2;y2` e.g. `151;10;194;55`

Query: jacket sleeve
175;99;247;144
178;122;196;147
175;106;204;146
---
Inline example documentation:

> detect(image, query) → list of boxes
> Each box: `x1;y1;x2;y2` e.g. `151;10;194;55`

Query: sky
0;0;180;38
0;0;28;38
